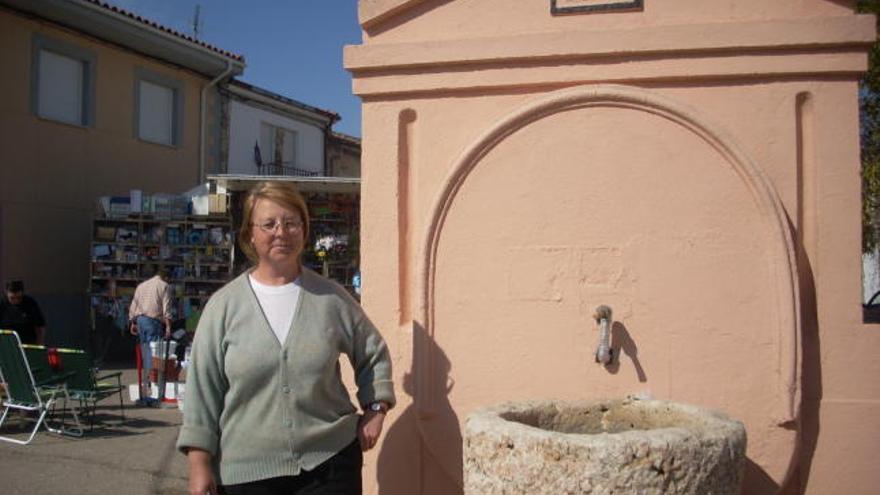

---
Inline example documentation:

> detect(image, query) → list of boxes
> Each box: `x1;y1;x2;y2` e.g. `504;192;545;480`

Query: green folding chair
21;344;52;383
0;330;83;445
54;347;125;430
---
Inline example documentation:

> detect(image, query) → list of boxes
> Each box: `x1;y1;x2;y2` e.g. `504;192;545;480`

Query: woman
177;182;395;495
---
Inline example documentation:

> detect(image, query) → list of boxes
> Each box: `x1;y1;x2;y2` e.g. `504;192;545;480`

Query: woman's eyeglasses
253;219;304;234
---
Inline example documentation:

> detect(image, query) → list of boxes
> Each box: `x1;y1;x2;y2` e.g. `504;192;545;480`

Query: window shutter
38;50;84;124
281;128;296;165
139;80;175;145
260;122;274;162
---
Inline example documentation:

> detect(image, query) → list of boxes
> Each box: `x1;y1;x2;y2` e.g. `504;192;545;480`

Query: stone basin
464;398;746;494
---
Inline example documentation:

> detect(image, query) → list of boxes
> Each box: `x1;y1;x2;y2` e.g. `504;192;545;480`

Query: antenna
191;4;202;39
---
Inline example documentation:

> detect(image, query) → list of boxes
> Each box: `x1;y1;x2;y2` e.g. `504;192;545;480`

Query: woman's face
250;198;305;268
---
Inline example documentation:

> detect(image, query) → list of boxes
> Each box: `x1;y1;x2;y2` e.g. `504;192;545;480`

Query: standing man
129;267;172;399
0;280;46;345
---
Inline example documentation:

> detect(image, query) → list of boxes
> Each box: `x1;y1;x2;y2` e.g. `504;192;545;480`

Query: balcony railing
255;162;321;177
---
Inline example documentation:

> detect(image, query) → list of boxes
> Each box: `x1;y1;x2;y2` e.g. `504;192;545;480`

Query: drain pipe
200;61;236;183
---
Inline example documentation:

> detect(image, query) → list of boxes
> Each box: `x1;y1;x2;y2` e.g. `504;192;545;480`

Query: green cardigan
176;268;395;485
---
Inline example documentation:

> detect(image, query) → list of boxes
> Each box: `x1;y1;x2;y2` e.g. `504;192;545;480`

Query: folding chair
54;347;125;430
21;344;52;383
0;330;83;444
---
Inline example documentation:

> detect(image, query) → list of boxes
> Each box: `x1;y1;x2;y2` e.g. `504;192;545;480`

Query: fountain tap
594;305;613;365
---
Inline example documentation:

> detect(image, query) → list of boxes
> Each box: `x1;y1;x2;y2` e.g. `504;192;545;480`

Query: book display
89;213;234;333
303;193;359;296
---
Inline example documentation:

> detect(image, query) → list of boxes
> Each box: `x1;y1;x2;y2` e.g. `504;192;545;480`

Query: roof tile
88;0;244;61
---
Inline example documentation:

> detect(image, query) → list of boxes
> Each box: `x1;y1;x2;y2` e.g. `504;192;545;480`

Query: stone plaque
551;0;644;15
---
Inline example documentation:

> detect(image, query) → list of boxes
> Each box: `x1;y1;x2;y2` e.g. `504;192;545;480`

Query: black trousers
222;440;363;495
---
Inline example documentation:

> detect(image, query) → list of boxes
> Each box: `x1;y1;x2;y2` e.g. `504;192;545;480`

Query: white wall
227;99;325;175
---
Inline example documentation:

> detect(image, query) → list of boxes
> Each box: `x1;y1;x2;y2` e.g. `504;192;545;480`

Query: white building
220;80;340;176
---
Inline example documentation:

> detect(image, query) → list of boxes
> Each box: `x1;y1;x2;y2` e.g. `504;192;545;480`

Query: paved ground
0;366;190;495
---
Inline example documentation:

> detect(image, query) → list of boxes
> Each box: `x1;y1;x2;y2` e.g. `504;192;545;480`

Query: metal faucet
594;305;613;365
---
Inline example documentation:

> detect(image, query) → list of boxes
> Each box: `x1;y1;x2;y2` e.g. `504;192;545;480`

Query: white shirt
248;274;301;345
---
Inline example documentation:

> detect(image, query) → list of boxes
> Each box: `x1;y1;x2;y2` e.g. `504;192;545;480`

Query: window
134;68;184;146
259;123;297;166
31;35;95;126
139;80;174;145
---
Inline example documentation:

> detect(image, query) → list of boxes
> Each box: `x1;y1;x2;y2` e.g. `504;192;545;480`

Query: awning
208;174;360;195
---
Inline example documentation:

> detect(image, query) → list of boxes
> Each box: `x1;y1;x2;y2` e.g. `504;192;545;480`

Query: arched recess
413;84;802;487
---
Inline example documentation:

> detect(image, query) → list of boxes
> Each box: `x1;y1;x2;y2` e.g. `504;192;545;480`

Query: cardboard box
130;190;142;213
95;226;116;241
191;194;210;216
108;196;131;216
209;194;227;214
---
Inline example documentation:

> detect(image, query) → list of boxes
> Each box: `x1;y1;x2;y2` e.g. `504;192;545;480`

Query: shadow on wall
745;458;781;494
40;294;89;349
377;322;462;495
783;213;823;494
607;321;647;382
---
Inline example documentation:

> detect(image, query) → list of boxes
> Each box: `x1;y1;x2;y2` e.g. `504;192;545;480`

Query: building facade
0;0;244;346
327;131;362;178
347;1;878;494
220;79;340;177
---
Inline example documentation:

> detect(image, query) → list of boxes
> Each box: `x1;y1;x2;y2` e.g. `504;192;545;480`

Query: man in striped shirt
129;267;172;399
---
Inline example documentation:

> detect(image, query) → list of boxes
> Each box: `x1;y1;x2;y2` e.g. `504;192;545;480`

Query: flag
253;140;263;167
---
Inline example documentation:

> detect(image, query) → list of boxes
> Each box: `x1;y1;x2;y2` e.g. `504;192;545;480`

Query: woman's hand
187;449;218;495
358;409;386;451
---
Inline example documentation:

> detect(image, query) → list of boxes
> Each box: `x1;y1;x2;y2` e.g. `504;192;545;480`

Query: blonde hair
239;182;310;264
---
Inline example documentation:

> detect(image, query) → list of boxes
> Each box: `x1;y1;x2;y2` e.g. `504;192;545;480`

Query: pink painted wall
346;1;878;494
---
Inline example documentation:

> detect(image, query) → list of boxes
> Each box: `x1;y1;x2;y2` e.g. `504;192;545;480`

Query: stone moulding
347;16;874;70
346;15;872;98
359;0;429;29
464;398;747;494
414;84;801;463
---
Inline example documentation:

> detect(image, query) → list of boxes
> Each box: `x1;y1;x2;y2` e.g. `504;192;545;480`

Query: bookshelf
89;213;235;330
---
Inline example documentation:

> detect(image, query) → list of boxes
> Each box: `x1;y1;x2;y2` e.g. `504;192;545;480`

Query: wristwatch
368;401;388;414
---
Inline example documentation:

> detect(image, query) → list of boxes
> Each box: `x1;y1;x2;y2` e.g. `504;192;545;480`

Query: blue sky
107;1;363;137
